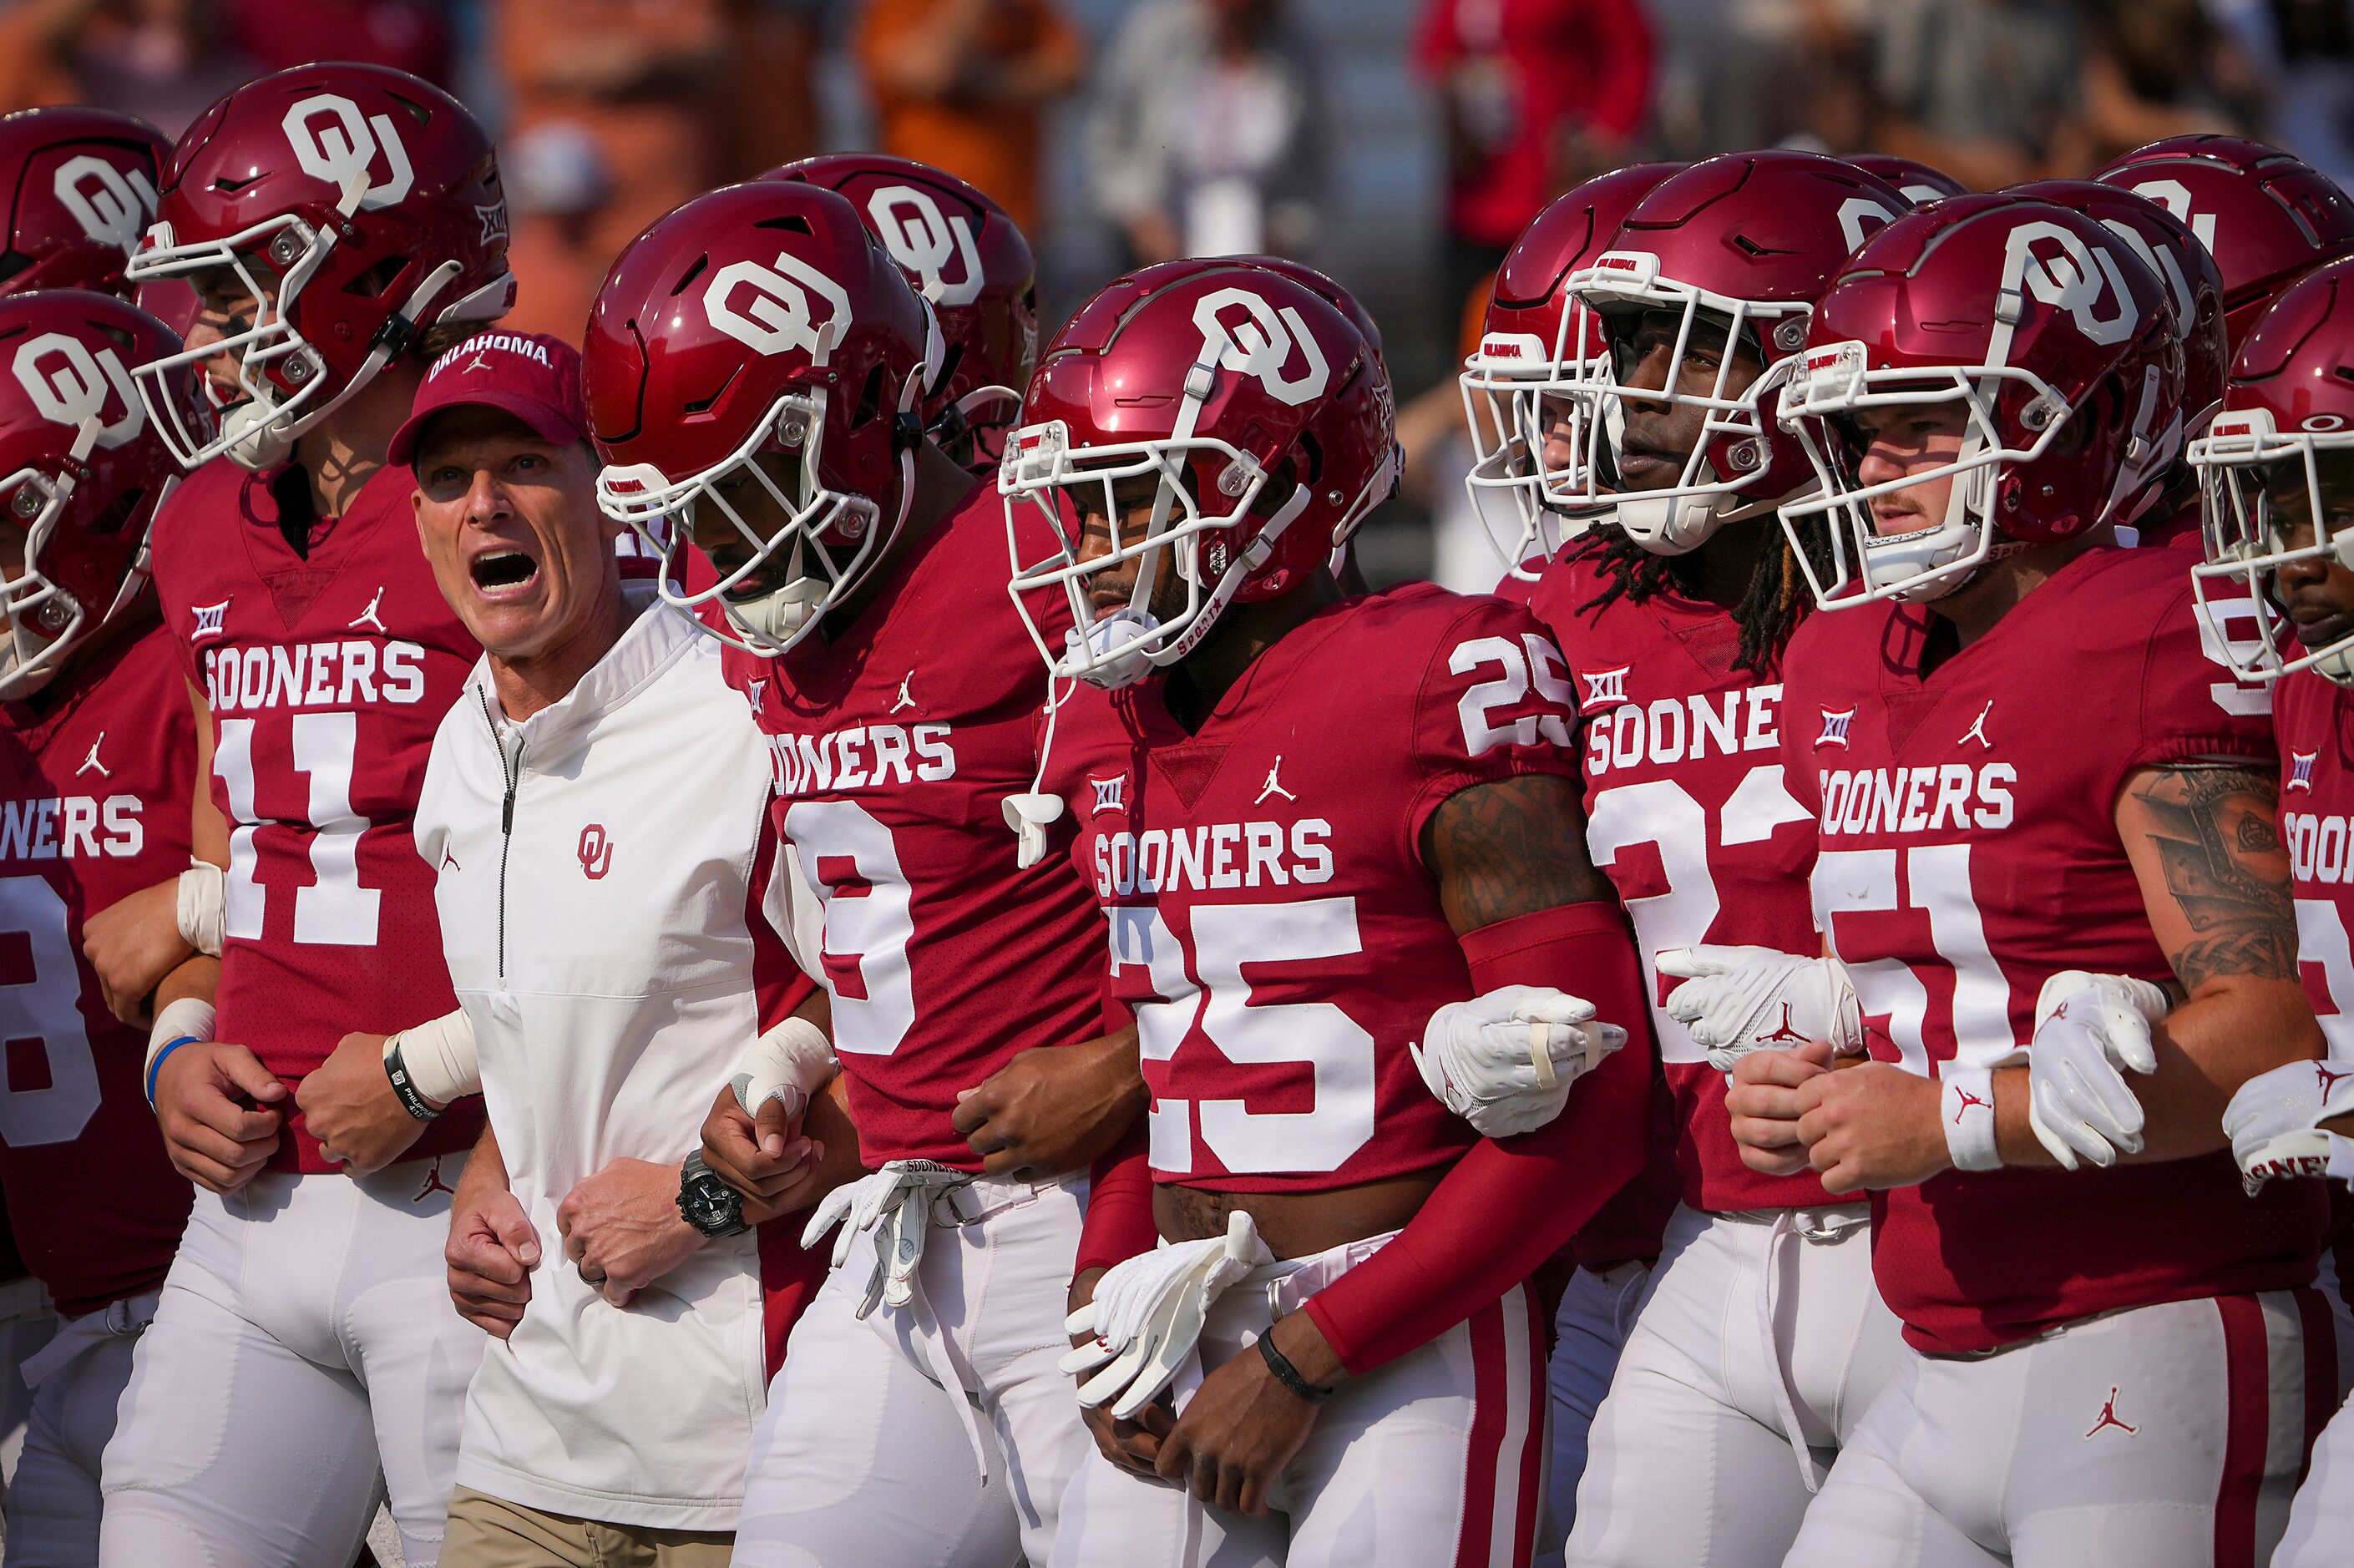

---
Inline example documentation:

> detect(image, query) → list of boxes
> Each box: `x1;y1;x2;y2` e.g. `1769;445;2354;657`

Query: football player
1481;151;1917;1567
95;63;514;1568
1003;260;1653;1565
1457;161;1681;579
1724;195;2335;1565
2197;255;2354;1568
764;153;1037;475
0;291;207;1561
586;179;1140;1568
2094;135;2354;360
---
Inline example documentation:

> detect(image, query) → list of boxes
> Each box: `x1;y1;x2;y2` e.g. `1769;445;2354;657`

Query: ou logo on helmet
2124;179;2218;252
283;93;415;211
703;251;855;362
13;333;143;449
2002;220;2138;348
1192;288;1329;407
53;155;155;253
866;186;983;309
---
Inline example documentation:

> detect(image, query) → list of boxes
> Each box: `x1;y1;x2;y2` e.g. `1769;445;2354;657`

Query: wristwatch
676;1151;749;1240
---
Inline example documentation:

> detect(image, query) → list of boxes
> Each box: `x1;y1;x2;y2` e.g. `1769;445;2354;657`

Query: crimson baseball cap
391;329;588;468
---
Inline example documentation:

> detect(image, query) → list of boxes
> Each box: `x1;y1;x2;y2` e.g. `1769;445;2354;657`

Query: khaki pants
443;1487;733;1568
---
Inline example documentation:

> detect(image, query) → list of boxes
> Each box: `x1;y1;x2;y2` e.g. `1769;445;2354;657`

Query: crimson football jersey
1522;552;1834;1214
1042;584;1586;1192
1781;544;2321;1354
148;461;479;1173
726;483;1104;1169
0;620;194;1313
2275;667;2354;1060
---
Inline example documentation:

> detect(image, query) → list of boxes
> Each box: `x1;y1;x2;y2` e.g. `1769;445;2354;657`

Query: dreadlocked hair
1567;508;1841;677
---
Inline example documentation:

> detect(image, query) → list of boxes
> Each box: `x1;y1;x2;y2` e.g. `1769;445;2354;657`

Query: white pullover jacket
415;584;797;1530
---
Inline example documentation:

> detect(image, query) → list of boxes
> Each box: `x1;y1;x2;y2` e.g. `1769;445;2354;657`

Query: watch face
683;1175;744;1234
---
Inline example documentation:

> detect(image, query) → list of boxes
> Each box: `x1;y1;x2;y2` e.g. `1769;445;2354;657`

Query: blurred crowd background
6;0;2340;583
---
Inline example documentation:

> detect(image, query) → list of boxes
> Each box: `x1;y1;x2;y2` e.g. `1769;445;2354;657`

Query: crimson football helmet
763;154;1035;473
1000;260;1394;688
1849;154;1967;205
1777;195;2180;607
1458;162;1683;576
1116;254;1397;551
2095;135;2354;357
123;63;513;472
0;291;203;696
2189;256;2354;683
1564;150;1910;554
2010;179;2226;427
585;180;941;656
0;108;168;299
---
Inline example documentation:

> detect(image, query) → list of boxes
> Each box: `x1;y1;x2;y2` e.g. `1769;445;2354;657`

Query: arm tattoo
2128;764;2298;990
1425;773;1616;935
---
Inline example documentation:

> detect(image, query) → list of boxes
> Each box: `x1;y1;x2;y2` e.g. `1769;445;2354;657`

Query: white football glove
729;1015;838;1124
799;1159;971;1319
1061;1211;1273;1419
1658;946;1865;1071
2020;970;2169;1171
2224;1058;2354;1194
1410;984;1627;1138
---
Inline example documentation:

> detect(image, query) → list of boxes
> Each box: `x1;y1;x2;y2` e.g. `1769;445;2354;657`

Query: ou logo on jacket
282;92;415;210
704;250;853;362
577;823;613;880
13;333;142;448
52;155;154;252
1192;287;1330;407
2000;219;2137;350
866;185;983;308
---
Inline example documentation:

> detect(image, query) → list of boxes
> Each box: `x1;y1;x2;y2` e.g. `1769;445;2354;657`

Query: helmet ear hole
851;362;885;427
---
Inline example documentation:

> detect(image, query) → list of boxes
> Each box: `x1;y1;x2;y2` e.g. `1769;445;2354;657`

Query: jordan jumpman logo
1756;1003;1810;1045
1254;757;1296;806
2083;1388;2138;1439
75;734;109;779
1950;1088;1992;1125
413;1156;455;1202
349;587;389;635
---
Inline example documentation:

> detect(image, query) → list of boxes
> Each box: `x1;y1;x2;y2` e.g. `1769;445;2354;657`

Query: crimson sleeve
1076;1124;1157;1277
1301;900;1657;1375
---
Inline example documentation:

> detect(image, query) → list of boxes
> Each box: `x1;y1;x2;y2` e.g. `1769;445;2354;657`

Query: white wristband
144;995;217;1100
383;1009;478;1105
175;862;225;957
1941;1065;2002;1172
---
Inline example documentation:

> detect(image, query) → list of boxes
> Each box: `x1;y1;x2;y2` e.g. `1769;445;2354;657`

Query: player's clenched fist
295;1030;428;1175
1790;1061;1951;1194
151;1039;284;1194
1724;1041;1834;1176
447;1163;539;1338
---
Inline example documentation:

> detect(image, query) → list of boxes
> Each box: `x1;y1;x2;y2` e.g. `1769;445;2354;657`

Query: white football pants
5;1292;151;1567
1567;1202;1902;1567
1787;1287;2342;1567
732;1170;1093;1568
99;1151;483;1568
1048;1238;1549;1568
1540;1260;1649;1560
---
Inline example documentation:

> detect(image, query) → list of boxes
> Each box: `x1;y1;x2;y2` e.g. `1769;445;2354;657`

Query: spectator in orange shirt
854;0;1085;234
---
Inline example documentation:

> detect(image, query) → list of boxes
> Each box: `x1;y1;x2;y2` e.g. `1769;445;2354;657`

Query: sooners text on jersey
1523;552;1833;1214
1044;584;1583;1192
1780;544;2321;1353
727;484;1103;1168
0;621;193;1313
148;462;480;1172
